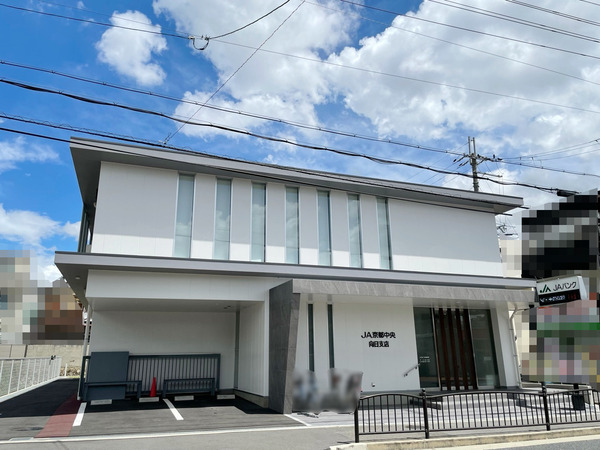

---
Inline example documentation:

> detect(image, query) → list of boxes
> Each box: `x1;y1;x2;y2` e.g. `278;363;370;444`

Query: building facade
56;138;535;413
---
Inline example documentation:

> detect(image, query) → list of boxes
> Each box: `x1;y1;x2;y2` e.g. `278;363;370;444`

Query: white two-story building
55;138;535;413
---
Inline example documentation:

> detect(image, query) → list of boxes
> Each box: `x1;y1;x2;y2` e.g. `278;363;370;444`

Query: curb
331;425;600;449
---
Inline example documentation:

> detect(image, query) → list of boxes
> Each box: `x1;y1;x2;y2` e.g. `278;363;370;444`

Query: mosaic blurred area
520;190;600;387
0;250;84;344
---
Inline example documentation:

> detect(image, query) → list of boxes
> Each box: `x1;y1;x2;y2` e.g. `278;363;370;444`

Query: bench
84;380;142;401
162;377;216;398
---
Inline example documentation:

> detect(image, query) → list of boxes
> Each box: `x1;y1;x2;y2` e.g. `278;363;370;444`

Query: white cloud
0;205;80;282
96;10;167;86
153;0;598;209
0;137;59;173
0;204;78;248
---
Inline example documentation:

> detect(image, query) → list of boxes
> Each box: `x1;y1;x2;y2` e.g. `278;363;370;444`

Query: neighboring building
519;190;600;387
55;138;535;413
0;250;84;345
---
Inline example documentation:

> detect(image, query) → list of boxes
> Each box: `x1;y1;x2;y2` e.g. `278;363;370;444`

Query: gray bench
162;377;216;397
84;380;142;401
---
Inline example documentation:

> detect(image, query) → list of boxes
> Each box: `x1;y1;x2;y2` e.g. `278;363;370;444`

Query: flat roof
70;137;523;214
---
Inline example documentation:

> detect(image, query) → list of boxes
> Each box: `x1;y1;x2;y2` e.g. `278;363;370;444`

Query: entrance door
434;308;477;390
415;308;500;390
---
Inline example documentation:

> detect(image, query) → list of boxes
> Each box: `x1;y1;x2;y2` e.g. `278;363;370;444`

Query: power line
213;39;600;115
0;59;458;157
506;0;600;27
433;0;600;44
337;0;600;61
210;0;292;39
0;2;188;39
165;0;305;144
3;76;598;180
308;0;600;88
0;121;566;195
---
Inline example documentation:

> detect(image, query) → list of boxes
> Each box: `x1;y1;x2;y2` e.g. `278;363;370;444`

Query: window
347;194;362;267
376;197;392;269
251;183;266;262
317;190;332;266
214;179;232;260
174;174;194;258
285;187;299;264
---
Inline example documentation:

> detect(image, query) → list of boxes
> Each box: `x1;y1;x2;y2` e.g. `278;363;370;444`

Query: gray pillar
269;281;300;414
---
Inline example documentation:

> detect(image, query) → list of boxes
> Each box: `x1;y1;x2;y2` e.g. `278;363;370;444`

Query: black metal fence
354;387;600;442
79;353;220;398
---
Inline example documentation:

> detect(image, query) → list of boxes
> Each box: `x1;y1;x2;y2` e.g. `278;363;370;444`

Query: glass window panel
317;191;331;266
414;308;439;388
285;187;299;264
376;197;392;269
174;174;194;258
214;179;231;260
470;309;500;387
347;194;362;267
251;183;266;262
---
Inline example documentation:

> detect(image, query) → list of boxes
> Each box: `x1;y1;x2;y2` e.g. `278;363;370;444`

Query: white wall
191;173;216;259
295;299;420;392
491;304;520;387
92;162;177;256
92;161;505;277
86;270;282;303
90;310;236;389
237;302;268;396
389;199;503;276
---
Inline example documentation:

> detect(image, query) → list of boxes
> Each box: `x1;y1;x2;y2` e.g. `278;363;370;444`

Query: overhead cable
0;59;458;156
165;0;305;143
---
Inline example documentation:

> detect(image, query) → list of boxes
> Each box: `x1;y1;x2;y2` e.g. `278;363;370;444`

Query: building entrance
414;308;499;390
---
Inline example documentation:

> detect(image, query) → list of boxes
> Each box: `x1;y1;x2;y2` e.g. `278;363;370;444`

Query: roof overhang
55;252;536;311
70;137;523;215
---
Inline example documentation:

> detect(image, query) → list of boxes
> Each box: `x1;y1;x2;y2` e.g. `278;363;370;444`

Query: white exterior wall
360;195;380;269
237;302;268;396
491;304;520;387
332;302;420;391
92;162;177;256
91;161;505;277
266;183;285;263
389;199;503;276
299;186;319;265
191;173;216;259
295;297;310;372
89;310;236;389
230;179;252;261
330;191;350;267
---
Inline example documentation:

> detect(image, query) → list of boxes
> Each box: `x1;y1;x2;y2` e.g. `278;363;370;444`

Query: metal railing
0;356;62;398
80;353;221;397
354;386;600;442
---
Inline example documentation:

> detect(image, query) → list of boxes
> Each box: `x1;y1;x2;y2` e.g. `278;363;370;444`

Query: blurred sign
536;275;588;306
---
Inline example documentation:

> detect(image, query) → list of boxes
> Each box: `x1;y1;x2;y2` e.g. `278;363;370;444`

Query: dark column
269;281;300;414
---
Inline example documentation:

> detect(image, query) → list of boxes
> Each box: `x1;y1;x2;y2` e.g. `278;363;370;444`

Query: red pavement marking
36;393;81;438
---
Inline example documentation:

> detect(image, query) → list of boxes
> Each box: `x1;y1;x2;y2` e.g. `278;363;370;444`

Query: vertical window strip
251;183;266;262
327;303;335;369
174;174;195;258
376;197;392;269
317;190;332;266
308;303;315;372
285;187;299;264
214;179;232;260
347;194;362;268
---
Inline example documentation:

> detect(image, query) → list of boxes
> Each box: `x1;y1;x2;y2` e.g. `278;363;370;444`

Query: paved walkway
1;380;600;449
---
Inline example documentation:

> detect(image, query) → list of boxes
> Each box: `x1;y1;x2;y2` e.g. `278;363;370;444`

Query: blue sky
0;0;598;280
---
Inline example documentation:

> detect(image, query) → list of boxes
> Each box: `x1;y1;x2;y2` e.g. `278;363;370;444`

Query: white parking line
163;398;184;421
285;414;312;426
73;402;86;427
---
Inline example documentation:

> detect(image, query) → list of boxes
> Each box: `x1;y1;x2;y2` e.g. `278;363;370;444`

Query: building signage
361;331;396;348
536;275;588;306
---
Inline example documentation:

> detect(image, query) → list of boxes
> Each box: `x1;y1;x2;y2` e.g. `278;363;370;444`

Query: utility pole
468;136;480;192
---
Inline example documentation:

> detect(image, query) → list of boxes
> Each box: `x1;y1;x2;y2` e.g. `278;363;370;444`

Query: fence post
354;405;360;443
542;385;551;431
421;389;430;439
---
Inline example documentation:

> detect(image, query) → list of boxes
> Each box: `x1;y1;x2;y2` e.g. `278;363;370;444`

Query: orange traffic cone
150;377;157;397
